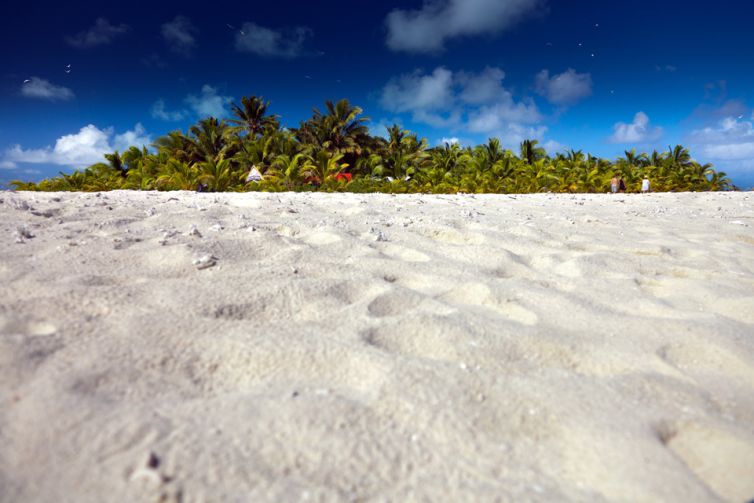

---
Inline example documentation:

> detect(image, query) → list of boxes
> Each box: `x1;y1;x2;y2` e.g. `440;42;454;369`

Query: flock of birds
547;22;599;58
23;19;742;110
20;22;246;86
22;64;70;84
226;24;245;36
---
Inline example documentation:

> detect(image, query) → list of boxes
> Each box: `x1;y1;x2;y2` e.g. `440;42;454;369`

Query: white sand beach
1;190;753;502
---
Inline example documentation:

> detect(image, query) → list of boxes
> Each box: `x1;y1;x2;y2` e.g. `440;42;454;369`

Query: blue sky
2;0;754;188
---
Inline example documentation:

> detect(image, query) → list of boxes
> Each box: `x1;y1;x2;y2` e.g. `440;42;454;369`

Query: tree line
11;96;734;193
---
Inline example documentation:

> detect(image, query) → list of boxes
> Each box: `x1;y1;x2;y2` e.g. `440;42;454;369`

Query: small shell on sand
192;255;217;270
187;224;202;237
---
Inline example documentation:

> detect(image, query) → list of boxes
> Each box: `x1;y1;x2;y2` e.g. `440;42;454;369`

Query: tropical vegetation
11;96;734;193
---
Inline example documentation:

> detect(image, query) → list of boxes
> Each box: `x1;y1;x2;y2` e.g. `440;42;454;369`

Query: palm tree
519;139;546;164
296;99;370;168
374;124;428;179
268;153;314;190
88;151;126;179
187;117;233;163
304;150;348;184
155;159;199;190
229;96;280;137
668;145;692;168
198;158;233;191
232;134;280;177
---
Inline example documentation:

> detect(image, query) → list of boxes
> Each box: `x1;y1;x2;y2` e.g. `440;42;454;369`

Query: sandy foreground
0;190;753;502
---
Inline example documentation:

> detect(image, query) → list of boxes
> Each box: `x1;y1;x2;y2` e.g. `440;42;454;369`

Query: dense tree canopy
11;96;734;193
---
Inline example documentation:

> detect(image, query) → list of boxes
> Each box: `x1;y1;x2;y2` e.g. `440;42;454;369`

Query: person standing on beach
618;177;626;193
642;176;650;193
610;175;619;194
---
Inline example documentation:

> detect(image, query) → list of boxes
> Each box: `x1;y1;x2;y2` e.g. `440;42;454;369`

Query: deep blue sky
2;0;754;188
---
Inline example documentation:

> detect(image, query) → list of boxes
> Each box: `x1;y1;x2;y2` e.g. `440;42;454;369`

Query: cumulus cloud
688;115;754;187
368;117;405;139
456;67;508;104
66;18;129;48
185;85;233;118
381;67;455;113
542;139;566;155
151;99;187;121
235;23;312;58
0;160;17;170
20;77;74;101
380;66;542;146
500;123;549;149
386;0;544;53
692;99;748;124
113;123;151;152
609;112;663;143
162;15;197;56
690;116;754;160
4;124;151;168
466;99;540;133
151;85;233;121
535;68;592;106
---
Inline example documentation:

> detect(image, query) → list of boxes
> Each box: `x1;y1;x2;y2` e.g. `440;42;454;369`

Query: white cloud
609;112;663;143
381;67;455;113
4;124;151;168
457;67;507;104
535;68;592;106
152;85;233;121
380;66;544;147
66;18;129;48
498;124;549;150
687;116;754;187
413;109;463;129
151;99;187;121
542;139;566;155
113;123;151;152
690;117;754;161
386;0;544;53
235;23;311;58
381;66;539;130
185;85;233;118
0;160;17;170
368;117;405;139
21;77;74;101
466;98;540;133
162;15;197;56
440;137;460;145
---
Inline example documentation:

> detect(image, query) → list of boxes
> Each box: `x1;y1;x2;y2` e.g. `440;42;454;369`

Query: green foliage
12;95;735;194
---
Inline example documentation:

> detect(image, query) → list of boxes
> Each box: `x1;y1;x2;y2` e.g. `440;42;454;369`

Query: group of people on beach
611;175;651;193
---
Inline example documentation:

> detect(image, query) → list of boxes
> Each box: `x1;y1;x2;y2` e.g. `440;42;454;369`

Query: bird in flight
227;24;245;36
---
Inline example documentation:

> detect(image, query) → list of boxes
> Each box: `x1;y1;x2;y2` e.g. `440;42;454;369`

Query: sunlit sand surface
1;191;753;502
